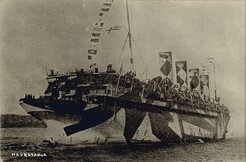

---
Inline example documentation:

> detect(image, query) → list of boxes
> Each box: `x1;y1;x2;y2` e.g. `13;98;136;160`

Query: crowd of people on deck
116;73;228;113
43;69;229;113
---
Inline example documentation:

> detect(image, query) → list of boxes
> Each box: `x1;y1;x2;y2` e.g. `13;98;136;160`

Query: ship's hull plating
20;95;230;145
20;101;126;144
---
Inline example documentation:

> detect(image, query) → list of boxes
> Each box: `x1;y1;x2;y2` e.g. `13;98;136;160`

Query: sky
0;0;245;137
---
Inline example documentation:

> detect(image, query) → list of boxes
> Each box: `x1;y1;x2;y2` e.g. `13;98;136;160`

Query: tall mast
126;0;134;71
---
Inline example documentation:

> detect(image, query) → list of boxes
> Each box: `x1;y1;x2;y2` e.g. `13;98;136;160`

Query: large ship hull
86;95;230;143
17;0;230;146
20;101;83;144
19;94;230;144
19;100;126;144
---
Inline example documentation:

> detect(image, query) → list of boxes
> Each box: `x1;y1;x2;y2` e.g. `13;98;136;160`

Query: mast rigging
126;0;134;71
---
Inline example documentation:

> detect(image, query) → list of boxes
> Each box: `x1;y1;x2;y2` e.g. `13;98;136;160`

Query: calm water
1;128;245;162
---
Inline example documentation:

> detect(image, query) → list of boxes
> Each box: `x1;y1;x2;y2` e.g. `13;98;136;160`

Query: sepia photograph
0;0;245;161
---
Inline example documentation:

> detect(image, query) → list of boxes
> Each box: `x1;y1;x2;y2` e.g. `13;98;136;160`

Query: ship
19;0;230;144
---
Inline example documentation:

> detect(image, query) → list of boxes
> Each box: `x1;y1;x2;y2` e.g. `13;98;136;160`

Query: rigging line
132;38;148;71
122;24;148;79
122;24;129;33
103;26;128;73
116;61;123;94
115;32;130;94
122;25;144;41
122;24;147;71
138;70;148;79
126;0;134;71
62;2;72;22
117;33;129;73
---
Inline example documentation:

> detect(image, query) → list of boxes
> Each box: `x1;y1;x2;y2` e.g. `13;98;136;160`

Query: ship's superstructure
19;0;230;144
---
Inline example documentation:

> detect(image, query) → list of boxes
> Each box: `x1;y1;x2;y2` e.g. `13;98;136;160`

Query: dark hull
19;101;125;144
19;94;230;144
20;97;87;115
87;95;230;143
